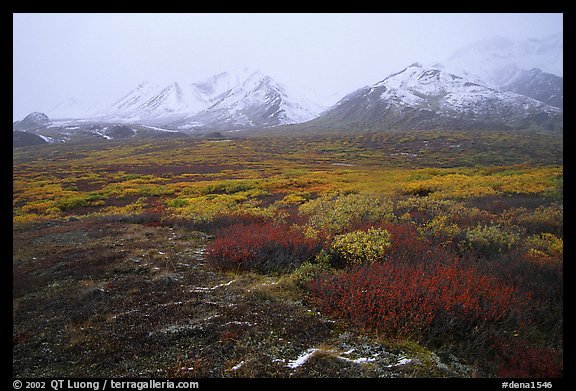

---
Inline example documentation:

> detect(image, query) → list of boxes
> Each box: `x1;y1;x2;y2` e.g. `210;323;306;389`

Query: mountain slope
43;70;323;131
101;81;213;123
501;68;563;109
307;63;562;131
13;112;52;131
13;130;49;148
170;70;323;130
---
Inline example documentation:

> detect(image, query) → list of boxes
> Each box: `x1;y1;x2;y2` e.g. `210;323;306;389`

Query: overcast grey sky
13;13;563;120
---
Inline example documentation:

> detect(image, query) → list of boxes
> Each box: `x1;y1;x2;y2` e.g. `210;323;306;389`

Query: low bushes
298;193;394;235
491;337;562;378
331;228;391;267
206;222;324;273
308;258;517;340
461;223;520;257
202;197;562;377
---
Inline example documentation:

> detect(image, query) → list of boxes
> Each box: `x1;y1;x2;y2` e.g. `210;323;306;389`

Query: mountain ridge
44;69;324;130
14;33;564;147
305;63;562;132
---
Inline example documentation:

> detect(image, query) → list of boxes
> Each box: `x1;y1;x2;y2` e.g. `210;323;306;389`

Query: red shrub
381;222;438;265
308;258;516;339
351;221;453;266
206;222;323;273
492;337;562;378
181;212;273;233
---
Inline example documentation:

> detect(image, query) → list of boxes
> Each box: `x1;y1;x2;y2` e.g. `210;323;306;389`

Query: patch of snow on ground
143;125;181;133
188;279;237;293
286;348;320;369
285;347;380;369
385;357;413;368
93;128;112;140
334;348;378;364
231;361;245;371
37;134;55;143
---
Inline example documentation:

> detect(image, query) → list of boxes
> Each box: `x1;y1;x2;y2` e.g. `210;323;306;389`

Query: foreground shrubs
206;222;323;273
308;259;516;340
491;337;562;378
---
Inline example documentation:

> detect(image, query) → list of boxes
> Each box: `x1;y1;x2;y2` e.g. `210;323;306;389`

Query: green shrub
462;223;519;257
201;179;259;195
166;198;189;208
279;192;311;205
420;214;460;242
299;193;394;234
524;233;563;258
281;252;333;289
54;195;88;211
331;228;391;267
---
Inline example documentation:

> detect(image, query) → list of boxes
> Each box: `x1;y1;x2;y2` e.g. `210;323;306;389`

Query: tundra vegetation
13;129;562;378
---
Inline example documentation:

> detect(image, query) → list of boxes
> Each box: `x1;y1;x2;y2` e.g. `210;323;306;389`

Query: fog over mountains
444;33;562;87
14;33;563;146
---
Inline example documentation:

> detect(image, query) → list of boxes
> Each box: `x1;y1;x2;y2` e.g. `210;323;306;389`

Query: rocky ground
13;219;471;378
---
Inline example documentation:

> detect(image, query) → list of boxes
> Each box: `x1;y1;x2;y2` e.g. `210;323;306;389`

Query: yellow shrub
331;228;391;267
525;233;563;257
280;192;310;205
421;214;460;241
299;193;394;234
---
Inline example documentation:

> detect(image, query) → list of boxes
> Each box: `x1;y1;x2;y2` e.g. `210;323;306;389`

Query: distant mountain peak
169;69;322;130
25;111;50;123
309;62;562;132
13;112;52;132
46;69;323;130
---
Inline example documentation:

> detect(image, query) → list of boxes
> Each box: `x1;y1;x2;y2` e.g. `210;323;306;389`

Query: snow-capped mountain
195;68;255;99
174;70;323;130
43;69;324;130
500;68;563;109
15;45;562;144
445;33;563;88
13;112;52;148
100;81;214;123
103;81;163;119
13;112;52;131
309;63;562;131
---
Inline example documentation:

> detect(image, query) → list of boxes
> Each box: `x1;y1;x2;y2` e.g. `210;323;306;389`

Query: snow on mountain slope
501;68;563;109
106;81;161;116
194;72;235;101
100;81;211;122
376;63;559;116
312;63;562;131
172;70;323;130
45;69;323;130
